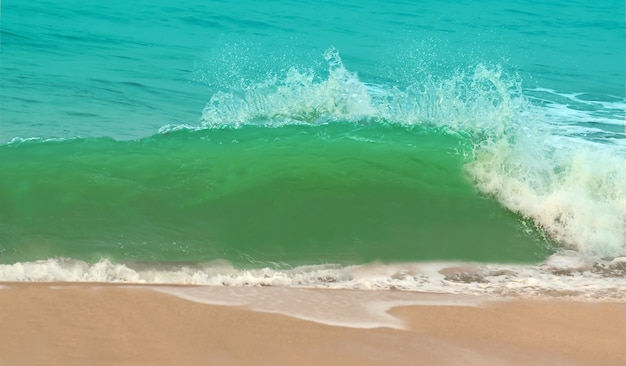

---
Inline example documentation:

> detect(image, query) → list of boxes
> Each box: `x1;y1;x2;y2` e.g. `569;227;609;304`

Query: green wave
0;123;552;265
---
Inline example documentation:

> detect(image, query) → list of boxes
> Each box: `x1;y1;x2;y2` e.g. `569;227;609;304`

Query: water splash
201;48;377;126
196;48;626;257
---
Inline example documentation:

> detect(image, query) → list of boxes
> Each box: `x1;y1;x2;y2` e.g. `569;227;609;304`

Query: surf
1;49;624;269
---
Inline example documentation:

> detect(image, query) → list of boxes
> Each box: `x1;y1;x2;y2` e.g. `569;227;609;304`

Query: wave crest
197;48;626;257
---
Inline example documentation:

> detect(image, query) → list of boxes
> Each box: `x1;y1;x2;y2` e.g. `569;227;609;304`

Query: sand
0;283;624;366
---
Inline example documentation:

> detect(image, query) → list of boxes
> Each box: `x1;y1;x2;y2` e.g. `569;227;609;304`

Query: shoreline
2;256;625;300
1;283;625;366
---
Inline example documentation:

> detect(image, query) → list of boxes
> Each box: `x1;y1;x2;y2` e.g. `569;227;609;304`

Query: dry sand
0;283;624;366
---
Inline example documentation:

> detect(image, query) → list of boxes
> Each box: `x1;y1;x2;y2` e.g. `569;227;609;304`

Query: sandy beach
0;283;624;366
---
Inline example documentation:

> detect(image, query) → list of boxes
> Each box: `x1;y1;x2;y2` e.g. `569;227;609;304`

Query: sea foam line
1;254;624;300
149;285;483;329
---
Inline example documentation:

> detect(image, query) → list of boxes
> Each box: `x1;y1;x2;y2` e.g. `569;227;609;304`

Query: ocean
1;0;624;298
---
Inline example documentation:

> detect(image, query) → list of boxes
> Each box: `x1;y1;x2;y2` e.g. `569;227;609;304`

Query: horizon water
1;0;625;299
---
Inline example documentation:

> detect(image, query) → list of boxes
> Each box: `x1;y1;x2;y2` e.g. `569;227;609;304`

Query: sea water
1;0;624;298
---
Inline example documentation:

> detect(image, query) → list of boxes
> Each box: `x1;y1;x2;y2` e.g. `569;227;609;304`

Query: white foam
5;136;76;146
0;258;143;282
1;255;624;301
467;127;626;257
149;286;482;329
538;101;624;127
527;87;626;119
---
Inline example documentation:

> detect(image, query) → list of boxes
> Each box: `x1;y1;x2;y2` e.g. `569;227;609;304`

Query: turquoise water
1;1;625;280
0;124;551;265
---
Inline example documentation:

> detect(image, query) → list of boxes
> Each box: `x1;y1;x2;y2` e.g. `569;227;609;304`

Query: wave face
1;1;624;288
0;122;549;265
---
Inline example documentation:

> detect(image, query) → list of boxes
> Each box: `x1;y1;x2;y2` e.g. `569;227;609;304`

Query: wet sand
0;283;624;366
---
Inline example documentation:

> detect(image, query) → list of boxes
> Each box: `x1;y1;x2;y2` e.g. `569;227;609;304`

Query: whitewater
0;0;624;299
